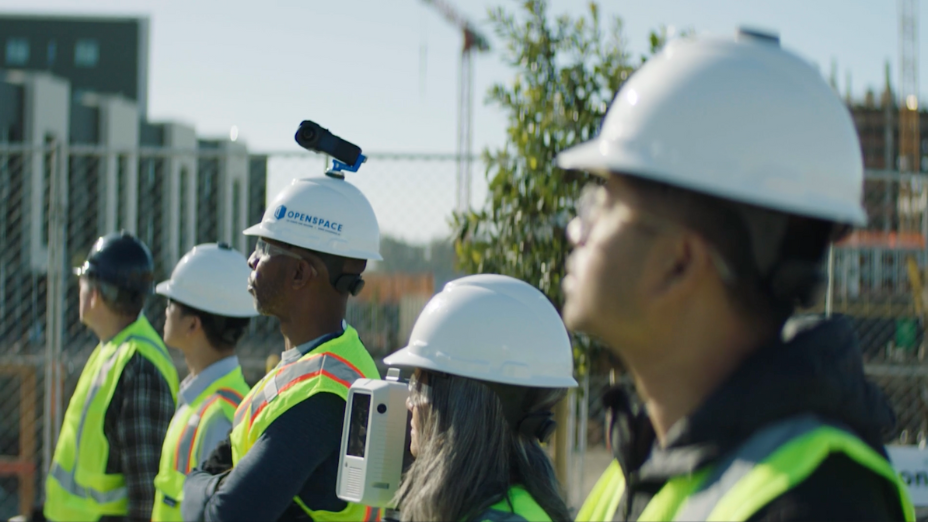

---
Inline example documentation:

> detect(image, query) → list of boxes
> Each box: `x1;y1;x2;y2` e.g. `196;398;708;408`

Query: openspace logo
274;205;287;220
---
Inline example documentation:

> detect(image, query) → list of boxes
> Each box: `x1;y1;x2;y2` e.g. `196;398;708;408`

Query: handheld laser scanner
337;368;410;508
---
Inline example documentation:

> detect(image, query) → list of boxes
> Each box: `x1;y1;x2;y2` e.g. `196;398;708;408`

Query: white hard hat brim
155;279;259;318
384;346;579;388
556;139;868;227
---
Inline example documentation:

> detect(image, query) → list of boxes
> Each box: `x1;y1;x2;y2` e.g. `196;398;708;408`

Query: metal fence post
825;244;835;318
42;139;66;494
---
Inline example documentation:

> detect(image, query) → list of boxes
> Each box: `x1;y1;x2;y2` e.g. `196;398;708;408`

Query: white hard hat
243;176;382;260
557;28;867;226
156;243;258;317
384;274;578;388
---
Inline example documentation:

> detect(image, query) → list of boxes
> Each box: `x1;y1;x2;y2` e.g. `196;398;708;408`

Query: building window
74;39;99;68
5;38;29;65
233;180;242;251
47;40;56;66
179;167;190;253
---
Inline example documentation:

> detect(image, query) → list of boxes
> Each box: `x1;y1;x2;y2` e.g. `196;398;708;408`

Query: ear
648;230;714;301
187;314;202;337
88;285;102;310
290;258;319;290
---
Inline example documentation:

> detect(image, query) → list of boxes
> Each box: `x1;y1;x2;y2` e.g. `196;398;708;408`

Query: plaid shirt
102;352;176;522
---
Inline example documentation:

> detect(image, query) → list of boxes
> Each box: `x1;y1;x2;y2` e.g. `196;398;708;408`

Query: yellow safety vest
576;415;916;522
477;485;551;522
152;364;249;521
230;325;381;522
45;315;180;522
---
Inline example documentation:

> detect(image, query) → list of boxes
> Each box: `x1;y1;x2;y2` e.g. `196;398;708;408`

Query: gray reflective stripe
233;397;249;427
126;334;170;360
214;388;244;405
56;344;127;504
50;462;128;504
54;337;149;504
673;414;829;521
234;374;269;428
237;353;363;428
175;388;243;473
73;345;126;466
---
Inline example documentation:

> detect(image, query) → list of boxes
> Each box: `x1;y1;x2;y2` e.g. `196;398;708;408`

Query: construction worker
45;232;180;522
384;274;577;522
559;29;916;521
182;176;382;521
151;243;258;521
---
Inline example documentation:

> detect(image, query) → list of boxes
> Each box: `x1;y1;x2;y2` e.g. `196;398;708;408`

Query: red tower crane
421;0;490;212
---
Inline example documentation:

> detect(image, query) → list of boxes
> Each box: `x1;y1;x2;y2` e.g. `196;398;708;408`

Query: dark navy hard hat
73;231;154;294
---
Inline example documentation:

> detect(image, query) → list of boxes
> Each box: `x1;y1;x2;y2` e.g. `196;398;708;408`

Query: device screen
347;392;371;457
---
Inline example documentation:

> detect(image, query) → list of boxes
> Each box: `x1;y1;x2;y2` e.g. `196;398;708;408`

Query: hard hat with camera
243;176;382;261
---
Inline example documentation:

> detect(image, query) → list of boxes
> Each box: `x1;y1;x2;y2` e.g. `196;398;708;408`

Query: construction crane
420;0;490;213
900;0;919;174
899;0;923;234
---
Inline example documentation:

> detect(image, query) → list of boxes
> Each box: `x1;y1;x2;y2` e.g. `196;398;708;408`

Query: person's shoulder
747;452;906;522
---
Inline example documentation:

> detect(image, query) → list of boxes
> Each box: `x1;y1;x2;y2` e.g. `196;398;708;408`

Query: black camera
295;120;362;167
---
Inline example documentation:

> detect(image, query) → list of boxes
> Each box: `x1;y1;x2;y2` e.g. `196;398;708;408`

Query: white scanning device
336;367;410;508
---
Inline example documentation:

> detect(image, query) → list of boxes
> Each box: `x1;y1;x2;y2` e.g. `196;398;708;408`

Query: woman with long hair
384;274;577;522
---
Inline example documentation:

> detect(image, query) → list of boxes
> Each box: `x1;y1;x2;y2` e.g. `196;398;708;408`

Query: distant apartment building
0;14;149;115
0;15;268;351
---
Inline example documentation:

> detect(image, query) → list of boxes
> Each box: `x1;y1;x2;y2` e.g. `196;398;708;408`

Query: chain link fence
6;143;928;515
0;144;468;518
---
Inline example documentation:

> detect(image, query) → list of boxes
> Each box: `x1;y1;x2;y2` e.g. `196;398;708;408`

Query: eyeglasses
253;238;307;262
567;183;736;285
567;184;606;246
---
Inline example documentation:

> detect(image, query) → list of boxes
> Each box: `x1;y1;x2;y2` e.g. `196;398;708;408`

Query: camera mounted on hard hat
295;120;367;179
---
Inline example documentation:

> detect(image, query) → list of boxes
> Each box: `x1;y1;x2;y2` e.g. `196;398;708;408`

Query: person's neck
618;311;761;446
278;307;345;350
91;314;137;344
184;342;231;377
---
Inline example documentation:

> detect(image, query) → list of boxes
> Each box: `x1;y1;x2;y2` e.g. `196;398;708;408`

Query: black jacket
606;315;907;521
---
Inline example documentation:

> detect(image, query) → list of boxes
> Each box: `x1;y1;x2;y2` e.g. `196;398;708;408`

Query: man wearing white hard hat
560;29;914;521
183;176;382;522
384;274;576;522
151;243;258;521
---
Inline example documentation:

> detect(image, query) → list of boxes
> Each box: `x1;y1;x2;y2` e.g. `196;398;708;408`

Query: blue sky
0;0;906;155
0;1;910;241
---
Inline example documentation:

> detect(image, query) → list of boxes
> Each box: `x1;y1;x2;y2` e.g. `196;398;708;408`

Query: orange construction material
0;363;37;517
354;273;434;304
837;230;927;250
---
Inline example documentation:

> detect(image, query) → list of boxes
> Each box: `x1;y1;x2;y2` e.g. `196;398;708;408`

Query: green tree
453;0;633;375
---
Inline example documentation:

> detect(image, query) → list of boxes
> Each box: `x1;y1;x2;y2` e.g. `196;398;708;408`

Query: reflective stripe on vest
45;317;180;521
577;415;916;521
48;340;130;505
575;460;625;522
230;325;381;522
174;388;243;474
232;350;365;431
636;414;916;521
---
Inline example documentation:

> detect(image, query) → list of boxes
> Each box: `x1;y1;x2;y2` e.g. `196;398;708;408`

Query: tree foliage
453;0;634;374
